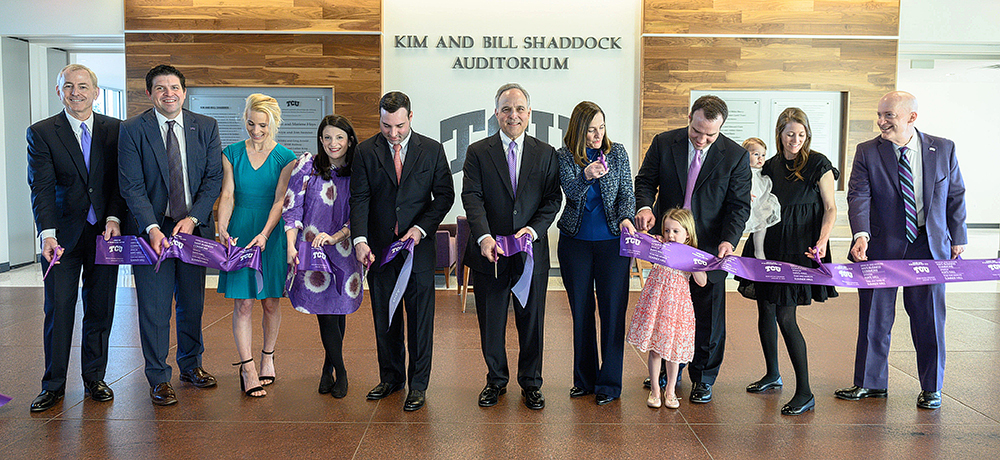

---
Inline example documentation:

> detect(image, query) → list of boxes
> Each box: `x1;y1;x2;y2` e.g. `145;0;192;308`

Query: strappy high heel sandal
259;350;275;386
233;358;266;398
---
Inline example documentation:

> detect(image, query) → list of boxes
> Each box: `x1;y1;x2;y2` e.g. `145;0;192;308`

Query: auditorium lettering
393;34;623;71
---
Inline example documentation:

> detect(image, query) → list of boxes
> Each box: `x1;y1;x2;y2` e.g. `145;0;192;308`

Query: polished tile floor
1;227;998;459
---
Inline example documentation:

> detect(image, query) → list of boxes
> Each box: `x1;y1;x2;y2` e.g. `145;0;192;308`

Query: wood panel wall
124;0;381;138
641;0;900;182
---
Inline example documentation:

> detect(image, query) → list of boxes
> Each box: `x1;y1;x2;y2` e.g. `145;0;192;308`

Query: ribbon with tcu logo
620;230;1000;288
494;233;534;307
380;237;416;328
285;240;347;296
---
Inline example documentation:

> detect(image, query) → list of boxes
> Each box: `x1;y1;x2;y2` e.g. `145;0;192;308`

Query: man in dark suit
462;83;562;410
351;91;454;412
634;95;751;404
837;91;967;410
27;64;124;412
118;65;223;406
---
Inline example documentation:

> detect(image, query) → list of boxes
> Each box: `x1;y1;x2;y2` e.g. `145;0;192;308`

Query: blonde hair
242;93;282;138
742;137;766;151
662;208;698;248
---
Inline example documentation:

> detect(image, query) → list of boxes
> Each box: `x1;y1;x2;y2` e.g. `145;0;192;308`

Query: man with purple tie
837;91;967;410
27;64;124;412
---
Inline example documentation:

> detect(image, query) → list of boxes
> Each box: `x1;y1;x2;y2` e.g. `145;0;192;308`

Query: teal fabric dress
218;141;296;299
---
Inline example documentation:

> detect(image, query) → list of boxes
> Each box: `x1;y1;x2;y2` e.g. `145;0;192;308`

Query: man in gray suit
118;64;223;406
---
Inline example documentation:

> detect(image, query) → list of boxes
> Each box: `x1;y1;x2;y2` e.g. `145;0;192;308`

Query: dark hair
563;101;611;167
145;64;186;94
314;115;358;179
379;91;411;115
774;107;813;182
690;95;728;123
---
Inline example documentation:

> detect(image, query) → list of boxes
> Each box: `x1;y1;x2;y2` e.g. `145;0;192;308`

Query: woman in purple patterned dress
282;115;363;398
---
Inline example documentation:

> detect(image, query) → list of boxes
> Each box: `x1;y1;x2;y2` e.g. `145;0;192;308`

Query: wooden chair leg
461;266;471;312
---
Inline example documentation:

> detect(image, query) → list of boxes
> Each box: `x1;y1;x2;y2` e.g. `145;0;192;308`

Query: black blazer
350;131;455;273
461;132;562;275
118;108;223;238
28;111;124;252
634;127;751;282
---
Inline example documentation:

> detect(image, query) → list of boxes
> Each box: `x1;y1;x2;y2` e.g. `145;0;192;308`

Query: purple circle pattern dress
281;154;363;314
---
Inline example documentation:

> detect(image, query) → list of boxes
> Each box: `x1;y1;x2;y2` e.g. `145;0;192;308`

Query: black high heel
233;358;266;398
260;350;275;386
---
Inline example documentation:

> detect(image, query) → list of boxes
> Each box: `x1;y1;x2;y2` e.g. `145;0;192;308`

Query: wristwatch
188;216;200;226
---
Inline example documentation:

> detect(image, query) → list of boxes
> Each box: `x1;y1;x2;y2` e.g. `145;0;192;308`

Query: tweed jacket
557;142;635;237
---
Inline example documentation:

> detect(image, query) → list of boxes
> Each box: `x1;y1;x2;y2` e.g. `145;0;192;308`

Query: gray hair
494;83;530;109
57;64;99;89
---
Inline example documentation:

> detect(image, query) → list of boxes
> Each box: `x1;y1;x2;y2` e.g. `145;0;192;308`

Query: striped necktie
898;146;917;243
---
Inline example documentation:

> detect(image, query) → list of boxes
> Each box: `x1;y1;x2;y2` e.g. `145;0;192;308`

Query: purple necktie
899;146;917;243
507;140;517;197
683;149;703;209
165;120;188;220
80;122;97;225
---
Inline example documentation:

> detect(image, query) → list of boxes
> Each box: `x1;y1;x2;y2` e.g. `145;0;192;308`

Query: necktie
80;122;97;225
393;143;403;234
683;149;703;209
165;120;188;220
507;140;518;196
393;143;403;184
899;146;917;243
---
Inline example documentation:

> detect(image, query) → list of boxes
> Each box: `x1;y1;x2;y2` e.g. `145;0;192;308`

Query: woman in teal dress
217;94;296;397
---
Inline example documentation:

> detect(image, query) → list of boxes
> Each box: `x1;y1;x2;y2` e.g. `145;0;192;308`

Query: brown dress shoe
150;382;178;406
179;367;217;388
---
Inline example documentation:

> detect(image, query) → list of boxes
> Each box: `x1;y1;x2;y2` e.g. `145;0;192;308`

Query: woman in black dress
744;107;838;415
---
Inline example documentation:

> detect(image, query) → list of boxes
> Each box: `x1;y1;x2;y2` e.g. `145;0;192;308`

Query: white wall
0;0;123;36
900;0;1000;44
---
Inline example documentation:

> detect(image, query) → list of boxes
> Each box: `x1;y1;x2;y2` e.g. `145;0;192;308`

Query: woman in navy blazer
556;101;636;405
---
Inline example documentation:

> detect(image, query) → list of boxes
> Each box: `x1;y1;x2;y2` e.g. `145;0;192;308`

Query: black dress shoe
522;387;545;410
569;386;593;398
834;385;887;401
690;382;712;403
917;390;942;409
403;389;426;411
179;367;217;388
150;382;178;406
595;394;617;406
29;390;64;412
781;395;816;415
746;376;783;393
84;380;114;402
478;383;506;407
318;373;334;394
366;382;404;400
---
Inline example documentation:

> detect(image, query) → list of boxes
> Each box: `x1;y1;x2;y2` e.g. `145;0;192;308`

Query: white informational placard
690;90;844;173
186;87;334;155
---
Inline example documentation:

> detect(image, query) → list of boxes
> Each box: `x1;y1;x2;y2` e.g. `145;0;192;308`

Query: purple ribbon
620;231;1000;288
95;235;157;265
42;246;64;281
495;234;534;307
598;153;607;171
285;240;345;295
0;393;11;407
380;238;415;329
154;233;263;292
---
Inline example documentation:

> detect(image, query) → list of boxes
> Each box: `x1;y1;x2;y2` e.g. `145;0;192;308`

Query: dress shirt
40;110;119;242
637;138;714;215
352;131;426;248
146;110;193;234
476;130;537;244
854;134;924;242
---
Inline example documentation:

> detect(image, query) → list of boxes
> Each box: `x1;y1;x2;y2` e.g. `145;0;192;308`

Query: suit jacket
118;108;223;238
462;132;562;275
28;111;124;252
634;127;751;281
847;130;967;261
556;142;636;237
350;131;455;273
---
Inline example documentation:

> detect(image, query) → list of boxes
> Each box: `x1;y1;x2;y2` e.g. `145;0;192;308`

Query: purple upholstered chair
435;224;458;288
